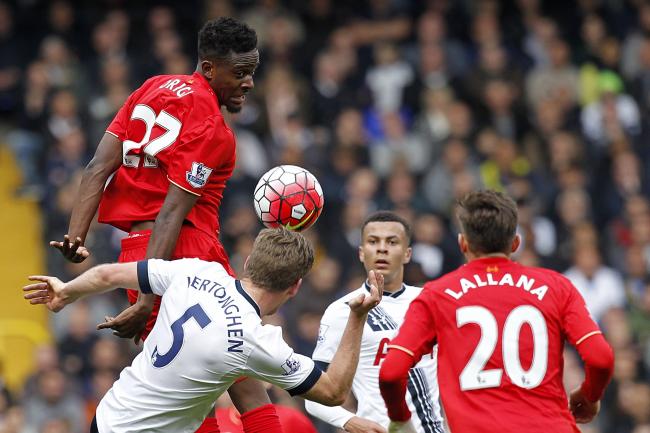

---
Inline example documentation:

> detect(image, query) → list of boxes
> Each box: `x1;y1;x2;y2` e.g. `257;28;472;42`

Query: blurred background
0;0;649;432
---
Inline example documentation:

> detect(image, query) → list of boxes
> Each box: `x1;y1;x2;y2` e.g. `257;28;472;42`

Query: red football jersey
390;257;602;433
98;72;236;237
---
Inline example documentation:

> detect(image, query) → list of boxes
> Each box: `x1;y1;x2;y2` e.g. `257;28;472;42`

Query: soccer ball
253;165;324;231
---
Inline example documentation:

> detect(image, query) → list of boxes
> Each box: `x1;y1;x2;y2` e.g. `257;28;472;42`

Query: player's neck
239;278;282;317
465;251;511;262
383;278;404;295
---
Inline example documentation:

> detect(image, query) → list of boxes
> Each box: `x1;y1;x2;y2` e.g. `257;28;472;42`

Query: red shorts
118;225;234;340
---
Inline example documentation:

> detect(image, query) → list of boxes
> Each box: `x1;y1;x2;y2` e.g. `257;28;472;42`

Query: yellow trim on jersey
576;330;602;345
168;177;201;197
387;344;415;357
105;130;120;139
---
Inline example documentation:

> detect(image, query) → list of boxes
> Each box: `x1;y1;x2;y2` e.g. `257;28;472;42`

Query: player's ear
511;234;521;254
403;246;412;264
458;233;468;254
243;255;250;272
200;60;215;80
358;245;364;263
287;278;302;298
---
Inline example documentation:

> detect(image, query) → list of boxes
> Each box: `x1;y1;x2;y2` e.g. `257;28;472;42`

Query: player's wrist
60;284;74;304
349;308;370;320
578;383;599;403
387;404;412;423
134;298;155;313
342;415;360;431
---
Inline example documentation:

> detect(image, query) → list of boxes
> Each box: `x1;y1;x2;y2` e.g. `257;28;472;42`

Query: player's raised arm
23;262;139;312
304;304;387;433
50;132;123;263
301;271;384;405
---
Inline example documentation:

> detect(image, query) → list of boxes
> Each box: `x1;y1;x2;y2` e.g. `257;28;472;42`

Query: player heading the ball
25;228;383;433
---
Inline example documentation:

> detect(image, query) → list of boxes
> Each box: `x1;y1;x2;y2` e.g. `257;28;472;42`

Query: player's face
208;49;259;113
359;221;411;286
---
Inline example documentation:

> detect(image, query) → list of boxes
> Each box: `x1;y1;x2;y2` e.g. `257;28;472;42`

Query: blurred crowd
1;0;649;432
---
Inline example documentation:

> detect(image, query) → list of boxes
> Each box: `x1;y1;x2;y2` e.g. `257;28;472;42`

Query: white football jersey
312;283;444;433
96;258;320;433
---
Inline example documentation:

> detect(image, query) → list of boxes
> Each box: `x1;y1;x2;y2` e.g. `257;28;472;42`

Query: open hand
344;416;387;433
50;235;90;263
569;387;600;424
97;303;152;343
23;275;72;312
348;270;383;316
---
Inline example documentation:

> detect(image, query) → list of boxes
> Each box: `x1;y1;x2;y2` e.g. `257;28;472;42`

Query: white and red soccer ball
253;165;324;231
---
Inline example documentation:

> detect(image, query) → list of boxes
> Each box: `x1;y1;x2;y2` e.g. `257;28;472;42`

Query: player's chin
373;267;392;278
225;104;243;113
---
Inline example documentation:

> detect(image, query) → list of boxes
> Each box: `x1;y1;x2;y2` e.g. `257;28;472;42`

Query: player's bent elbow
324;391;347;407
379;361;403;385
581;335;615;372
588;342;615;372
304;379;348;406
317;385;347;406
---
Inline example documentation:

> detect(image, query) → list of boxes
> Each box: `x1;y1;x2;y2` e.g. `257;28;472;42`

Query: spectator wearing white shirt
564;243;626;322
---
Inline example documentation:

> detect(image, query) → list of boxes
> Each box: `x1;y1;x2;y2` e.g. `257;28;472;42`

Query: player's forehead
225;49;259;69
362;221;407;240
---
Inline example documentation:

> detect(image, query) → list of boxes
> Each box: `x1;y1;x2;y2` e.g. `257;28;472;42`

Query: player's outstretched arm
50;133;122;263
23;262;138;312
300;271;384;406
103;184;198;341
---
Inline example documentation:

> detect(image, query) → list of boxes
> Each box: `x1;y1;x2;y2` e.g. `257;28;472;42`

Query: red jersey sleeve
380;289;437;423
389;291;438;360
558;275;602;347
154;115;235;196
557;275;614;402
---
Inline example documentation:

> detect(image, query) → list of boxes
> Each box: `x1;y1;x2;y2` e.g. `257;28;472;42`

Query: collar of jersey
466;256;512;267
235;280;261;317
192;71;215;95
364;281;406;298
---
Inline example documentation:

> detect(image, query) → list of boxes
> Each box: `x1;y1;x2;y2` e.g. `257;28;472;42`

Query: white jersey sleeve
304;398;355;429
306;300;356;428
137;258;196;296
312;302;349;364
245;324;322;396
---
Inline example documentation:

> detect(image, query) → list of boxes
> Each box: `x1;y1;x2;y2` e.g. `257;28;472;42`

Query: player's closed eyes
235;70;255;79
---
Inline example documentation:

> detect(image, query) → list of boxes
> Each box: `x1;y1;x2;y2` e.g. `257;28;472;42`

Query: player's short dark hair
245;228;314;292
198;17;257;60
456;190;518;255
361;211;412;243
